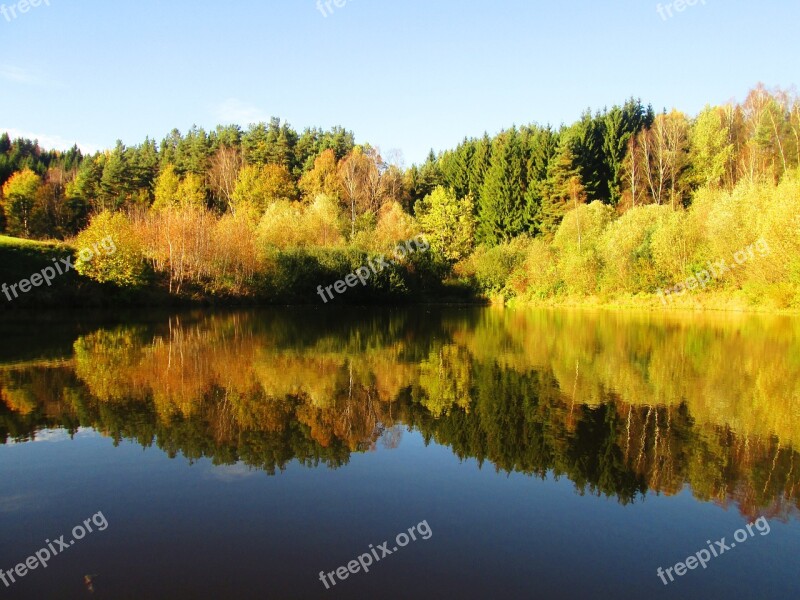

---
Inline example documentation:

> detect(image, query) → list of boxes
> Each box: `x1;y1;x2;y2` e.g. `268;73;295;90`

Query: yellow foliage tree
600;204;672;292
366;201;418;253
74;211;147;286
232;164;298;214
2;168;41;237
299;149;340;201
153;165;206;210
304;194;345;246
553;201;615;295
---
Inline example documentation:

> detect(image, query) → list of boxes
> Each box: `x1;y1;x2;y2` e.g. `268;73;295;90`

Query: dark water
1;307;799;599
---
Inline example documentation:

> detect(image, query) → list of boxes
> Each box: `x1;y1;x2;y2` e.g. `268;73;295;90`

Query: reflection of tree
381;425;403;450
0;367;81;442
1;309;799;519
416;344;472;417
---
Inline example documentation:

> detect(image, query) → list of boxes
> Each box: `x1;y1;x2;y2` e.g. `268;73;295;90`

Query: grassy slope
0;235;72;280
0;235;130;308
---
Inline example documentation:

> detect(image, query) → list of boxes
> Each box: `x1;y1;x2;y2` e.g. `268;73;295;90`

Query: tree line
1;84;798;306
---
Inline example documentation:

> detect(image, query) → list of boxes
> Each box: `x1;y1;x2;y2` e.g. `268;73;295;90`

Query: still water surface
1;307;799;599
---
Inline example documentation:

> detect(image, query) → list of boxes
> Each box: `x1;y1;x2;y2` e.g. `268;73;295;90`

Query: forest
1;84;799;307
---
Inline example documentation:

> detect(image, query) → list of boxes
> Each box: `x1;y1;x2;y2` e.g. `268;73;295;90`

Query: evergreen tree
274;121;298;170
537;142;582;237
452;140;475;199
176;126;210;176
295;127;323;174
408;150;443;206
469;134;492;207
602;99;653;206
522;125;559;234
61;145;84;173
477;129;527;245
67;157;103;213
100;141;134;210
158;129;182;169
242;123;271;166
0;132;11;154
440;139;474;200
211;124;243;150
128;137;159;198
320;126;356;161
570;111;607;202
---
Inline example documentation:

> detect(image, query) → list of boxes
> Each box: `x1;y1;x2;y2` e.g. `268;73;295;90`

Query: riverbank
502;291;800;314
0;235;478;308
2;235;797;313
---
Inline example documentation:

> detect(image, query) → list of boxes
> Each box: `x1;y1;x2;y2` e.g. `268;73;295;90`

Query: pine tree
537;142;581;237
602;99;653;206
211;124;243;150
275;122;298;171
128;137;159;197
242;123;271;166
0;132;10;154
570;111;607;202
440;139;473;199
522;126;559;234
100;141;134;210
477;129;527;245
469;134;492;203
408;150;442;206
179;126;210;176
159;129;182;169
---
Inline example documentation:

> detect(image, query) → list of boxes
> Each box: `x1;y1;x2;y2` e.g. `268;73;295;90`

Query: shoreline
502;292;800;315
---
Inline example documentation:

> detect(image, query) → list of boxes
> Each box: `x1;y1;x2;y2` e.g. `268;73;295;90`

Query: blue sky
0;0;798;166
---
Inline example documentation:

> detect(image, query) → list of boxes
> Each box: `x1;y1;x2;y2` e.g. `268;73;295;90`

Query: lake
1;307;798;599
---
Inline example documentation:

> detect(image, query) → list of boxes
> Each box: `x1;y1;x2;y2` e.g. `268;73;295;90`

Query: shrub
73;211;147;287
600;205;672;293
211;212;261;294
257;200;306;249
745;171;800;306
553;201;615;295
368;201;418;253
649;209;700;286
507;238;561;299
458;237;532;297
258;196;346;250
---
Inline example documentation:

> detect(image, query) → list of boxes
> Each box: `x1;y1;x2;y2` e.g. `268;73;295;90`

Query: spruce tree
477;129;527;245
523;126;559;234
602;99;653;206
570;111;607;202
99;141;134;210
469;134;492;203
441;139;473;199
537;142;581;237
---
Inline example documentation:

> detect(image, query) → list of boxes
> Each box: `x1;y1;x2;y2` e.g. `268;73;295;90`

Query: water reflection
1;308;798;519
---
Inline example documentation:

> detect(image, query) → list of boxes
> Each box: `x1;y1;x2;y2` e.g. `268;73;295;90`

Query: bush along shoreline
0;233;477;309
3;170;798;312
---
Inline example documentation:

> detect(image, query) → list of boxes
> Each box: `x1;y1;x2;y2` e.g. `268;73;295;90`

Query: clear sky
1;0;797;165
